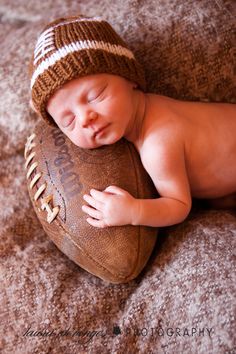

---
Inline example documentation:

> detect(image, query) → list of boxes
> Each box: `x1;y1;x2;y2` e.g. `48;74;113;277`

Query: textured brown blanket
0;1;235;353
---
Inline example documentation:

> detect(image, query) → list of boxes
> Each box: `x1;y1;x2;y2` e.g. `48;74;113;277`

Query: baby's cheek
60;128;80;147
70;133;86;148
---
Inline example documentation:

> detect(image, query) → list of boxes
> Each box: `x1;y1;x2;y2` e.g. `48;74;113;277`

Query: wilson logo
51;128;83;200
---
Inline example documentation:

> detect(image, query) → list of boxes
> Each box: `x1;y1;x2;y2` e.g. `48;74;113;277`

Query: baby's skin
46;73;236;228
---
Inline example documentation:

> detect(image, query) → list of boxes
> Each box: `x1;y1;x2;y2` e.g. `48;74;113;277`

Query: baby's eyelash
64;116;75;128
88;91;101;102
88;85;107;102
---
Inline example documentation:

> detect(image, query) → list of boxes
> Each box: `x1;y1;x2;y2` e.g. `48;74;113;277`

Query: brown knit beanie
29;15;146;124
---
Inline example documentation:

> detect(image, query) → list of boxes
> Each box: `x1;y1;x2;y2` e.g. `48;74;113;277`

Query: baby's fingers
104;185;125;195
86;217;107;228
83;193;103;210
82;205;102;220
90;188;108;201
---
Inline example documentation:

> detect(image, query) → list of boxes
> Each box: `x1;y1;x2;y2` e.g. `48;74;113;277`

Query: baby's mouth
93;124;110;138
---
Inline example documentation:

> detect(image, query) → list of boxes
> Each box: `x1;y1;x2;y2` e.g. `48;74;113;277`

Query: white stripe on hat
34;28;55;64
33;17;105;65
31;40;135;89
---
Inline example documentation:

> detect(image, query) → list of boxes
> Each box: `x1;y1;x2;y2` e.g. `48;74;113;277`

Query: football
24;120;158;283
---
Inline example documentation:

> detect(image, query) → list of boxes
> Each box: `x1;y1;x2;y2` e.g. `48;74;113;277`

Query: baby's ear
29;99;37;113
126;79;137;90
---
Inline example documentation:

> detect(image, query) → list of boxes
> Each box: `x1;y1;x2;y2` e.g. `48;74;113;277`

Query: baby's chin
70;138;114;150
69;128;124;149
71;140;102;149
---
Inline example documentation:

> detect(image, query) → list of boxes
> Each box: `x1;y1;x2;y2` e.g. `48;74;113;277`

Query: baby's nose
81;111;98;128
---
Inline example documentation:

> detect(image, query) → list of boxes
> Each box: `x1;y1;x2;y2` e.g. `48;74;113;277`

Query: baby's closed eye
62;115;75;128
88;85;107;103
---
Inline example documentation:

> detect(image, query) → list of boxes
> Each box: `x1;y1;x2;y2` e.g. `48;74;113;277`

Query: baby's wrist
131;198;142;226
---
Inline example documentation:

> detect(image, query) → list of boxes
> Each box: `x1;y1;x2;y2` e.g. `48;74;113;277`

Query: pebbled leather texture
24;120;158;283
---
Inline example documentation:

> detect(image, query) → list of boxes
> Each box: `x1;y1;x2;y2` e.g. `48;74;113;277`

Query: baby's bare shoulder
138;111;191;201
140;94;185;153
139;123;185;179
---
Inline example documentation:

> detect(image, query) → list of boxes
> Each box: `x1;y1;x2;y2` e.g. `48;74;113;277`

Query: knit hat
29;15;146;124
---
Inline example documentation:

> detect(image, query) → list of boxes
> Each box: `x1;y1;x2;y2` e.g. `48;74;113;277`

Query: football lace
24;133;60;224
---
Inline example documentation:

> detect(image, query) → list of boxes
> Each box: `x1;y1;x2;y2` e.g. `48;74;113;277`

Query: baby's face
47;73;138;149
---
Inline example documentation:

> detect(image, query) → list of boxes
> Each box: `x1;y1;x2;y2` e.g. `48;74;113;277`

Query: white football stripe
35;30;54;52
34;30;55;64
34;17;103;57
35;39;54;57
31;40;135;88
34;46;55;64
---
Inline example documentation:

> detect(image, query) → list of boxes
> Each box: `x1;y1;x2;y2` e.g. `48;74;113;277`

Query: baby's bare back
143;95;236;199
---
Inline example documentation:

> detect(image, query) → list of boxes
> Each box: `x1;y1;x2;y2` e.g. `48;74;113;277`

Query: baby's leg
206;192;236;209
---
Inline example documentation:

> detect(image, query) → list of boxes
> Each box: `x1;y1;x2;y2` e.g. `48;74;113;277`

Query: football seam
40;144;67;223
24;133;60;224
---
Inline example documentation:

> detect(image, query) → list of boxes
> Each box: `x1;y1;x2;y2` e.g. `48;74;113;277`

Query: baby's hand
82;186;139;228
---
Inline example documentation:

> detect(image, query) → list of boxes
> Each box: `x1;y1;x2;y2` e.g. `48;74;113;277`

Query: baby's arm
132;139;192;227
82;137;192;228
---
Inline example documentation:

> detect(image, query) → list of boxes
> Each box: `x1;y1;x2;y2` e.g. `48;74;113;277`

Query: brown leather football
24;120;158;283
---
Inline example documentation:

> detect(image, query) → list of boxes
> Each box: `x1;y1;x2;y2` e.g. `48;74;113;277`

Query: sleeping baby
29;15;236;228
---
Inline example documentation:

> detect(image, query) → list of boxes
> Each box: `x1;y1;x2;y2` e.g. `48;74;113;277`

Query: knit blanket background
0;0;235;353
